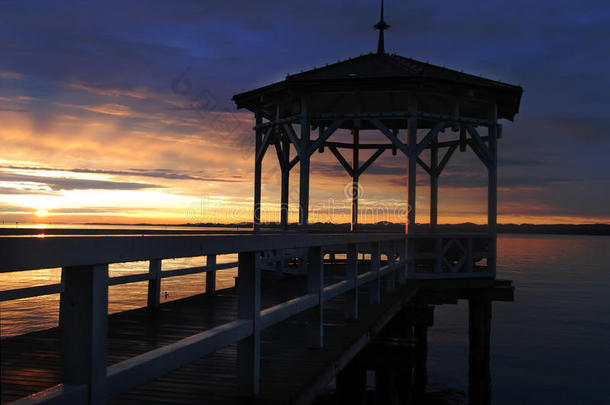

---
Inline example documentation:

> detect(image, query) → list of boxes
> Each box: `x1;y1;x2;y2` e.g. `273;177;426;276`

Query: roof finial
374;0;390;54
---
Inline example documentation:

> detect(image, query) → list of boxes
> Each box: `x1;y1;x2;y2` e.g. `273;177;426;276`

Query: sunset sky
0;0;608;225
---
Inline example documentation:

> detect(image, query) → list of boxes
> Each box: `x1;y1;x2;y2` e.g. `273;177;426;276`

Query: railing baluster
307;246;324;348
147;259;162;309
237;251;261;395
60;264;108;405
369;242;381;304
345;243;358;320
206;254;216;295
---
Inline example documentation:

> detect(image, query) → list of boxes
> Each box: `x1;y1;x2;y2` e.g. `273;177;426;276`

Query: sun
35;209;49;217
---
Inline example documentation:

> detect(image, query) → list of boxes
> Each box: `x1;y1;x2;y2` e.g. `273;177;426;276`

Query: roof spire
374;0;390;54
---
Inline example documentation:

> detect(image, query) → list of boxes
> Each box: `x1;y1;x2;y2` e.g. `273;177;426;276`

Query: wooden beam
407;96;417;234
368;118;409;155
488;105;498;277
237;252;261;394
307;119;343;157
351;125;360;232
469;139;491;169
466;125;491;163
430;140;439;229
416;157;432;176
280;137;290;230
60;264;108;405
416;120;447;155
299;99;310;231
255;126;273;164
287;155;300;171
282;123;301;156
274;138;285;171
358;148;385;176
253;111;262;231
436;144;457;176
329;146;353;176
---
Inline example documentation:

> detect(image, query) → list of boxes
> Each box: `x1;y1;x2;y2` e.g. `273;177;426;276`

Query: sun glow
35;210;48;217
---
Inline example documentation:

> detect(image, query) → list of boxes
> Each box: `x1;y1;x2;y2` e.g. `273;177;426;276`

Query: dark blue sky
0;0;608;224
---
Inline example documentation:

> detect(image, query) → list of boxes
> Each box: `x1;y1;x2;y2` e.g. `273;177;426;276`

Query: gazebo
233;2;522;275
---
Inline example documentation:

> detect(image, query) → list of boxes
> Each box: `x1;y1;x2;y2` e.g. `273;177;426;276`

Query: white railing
0;231;494;405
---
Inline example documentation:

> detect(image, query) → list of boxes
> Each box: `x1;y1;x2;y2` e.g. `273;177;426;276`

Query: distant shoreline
1;222;608;236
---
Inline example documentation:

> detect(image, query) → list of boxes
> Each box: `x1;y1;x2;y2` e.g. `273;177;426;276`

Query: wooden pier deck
0;232;511;404
2;268;510;404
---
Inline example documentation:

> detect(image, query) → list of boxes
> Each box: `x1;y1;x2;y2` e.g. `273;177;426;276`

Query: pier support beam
237;252;261;395
468;298;492;405
60;264;108;405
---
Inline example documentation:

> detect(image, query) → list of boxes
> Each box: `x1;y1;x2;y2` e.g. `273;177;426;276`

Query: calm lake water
1;232;609;404
428;234;610;405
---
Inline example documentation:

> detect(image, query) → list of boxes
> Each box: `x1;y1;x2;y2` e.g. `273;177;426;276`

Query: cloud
0;70;23;79
0;165;243;183
0;172;160;191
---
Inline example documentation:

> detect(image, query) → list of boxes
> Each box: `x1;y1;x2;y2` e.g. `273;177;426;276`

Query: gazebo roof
233;52;523;122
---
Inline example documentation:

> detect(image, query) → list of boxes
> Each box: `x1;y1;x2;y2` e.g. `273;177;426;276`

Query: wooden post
253;110;262;231
299;99;310;232
206;254;216;295
147;259;162;309
60;264;108;405
488;105;498;277
468;298;492;405
307;246;324;348
280;136;290;231
237;252;261;395
430;138;438;230
407;95;418;234
351;121;360;232
369;242;381;304
345;243;358;320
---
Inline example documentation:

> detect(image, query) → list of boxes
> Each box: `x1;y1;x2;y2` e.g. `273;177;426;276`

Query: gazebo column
487;105;498;276
253;110;262;231
280;136;290;231
430;138;438;231
299;100;310;232
406;96;418;234
351;120;360;232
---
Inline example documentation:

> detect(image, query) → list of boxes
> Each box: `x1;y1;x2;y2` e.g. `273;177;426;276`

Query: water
428;234;610;404
1;232;609;403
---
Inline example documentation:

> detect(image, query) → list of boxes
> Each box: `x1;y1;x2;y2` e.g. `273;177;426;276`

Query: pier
1;3;522;404
1;231;513;404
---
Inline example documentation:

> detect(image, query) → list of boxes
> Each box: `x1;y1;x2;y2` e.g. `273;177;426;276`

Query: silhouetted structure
1;3;521;405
